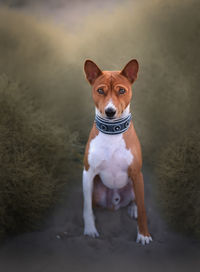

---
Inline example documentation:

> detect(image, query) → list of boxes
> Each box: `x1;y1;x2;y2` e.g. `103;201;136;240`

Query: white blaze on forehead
105;99;116;111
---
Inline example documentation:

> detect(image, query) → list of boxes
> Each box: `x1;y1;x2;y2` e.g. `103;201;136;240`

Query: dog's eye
119;88;126;94
97;88;104;95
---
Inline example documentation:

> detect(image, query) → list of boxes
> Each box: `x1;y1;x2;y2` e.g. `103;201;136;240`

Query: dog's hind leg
93;175;108;208
128;201;138;219
93;176;118;210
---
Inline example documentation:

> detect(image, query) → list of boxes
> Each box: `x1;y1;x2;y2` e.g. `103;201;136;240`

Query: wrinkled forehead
92;71;131;89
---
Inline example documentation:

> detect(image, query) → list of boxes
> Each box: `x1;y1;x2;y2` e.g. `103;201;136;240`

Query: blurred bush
155;132;200;239
1;1;200;160
0;0;199;238
0;74;82;237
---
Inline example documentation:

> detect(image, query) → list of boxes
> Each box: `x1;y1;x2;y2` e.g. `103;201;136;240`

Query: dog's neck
95;104;132;135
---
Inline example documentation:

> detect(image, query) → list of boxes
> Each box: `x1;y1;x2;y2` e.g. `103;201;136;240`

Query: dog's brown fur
84;59;151;239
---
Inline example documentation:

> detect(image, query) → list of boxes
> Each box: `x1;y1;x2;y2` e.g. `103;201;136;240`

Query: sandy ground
0;165;199;272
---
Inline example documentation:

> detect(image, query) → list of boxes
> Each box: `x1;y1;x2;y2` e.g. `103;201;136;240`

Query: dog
82;59;152;245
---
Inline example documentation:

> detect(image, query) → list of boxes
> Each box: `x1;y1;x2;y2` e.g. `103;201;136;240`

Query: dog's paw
84;226;99;238
136;232;153;245
128;202;138;219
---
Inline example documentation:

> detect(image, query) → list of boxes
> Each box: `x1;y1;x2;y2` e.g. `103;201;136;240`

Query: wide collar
95;113;132;135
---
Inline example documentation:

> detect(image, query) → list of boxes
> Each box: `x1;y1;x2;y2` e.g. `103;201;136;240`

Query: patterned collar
95;113;132;135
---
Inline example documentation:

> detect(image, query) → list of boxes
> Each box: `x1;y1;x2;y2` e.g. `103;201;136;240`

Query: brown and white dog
82;59;152;245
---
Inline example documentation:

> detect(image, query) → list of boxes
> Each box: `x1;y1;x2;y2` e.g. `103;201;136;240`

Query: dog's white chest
88;132;133;189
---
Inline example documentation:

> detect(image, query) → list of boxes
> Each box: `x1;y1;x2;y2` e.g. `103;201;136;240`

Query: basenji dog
82;59;152;245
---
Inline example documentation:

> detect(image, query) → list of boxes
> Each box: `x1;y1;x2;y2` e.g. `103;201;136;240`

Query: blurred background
0;0;199;270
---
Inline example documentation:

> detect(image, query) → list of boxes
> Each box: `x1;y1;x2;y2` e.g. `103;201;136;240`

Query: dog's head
84;59;139;119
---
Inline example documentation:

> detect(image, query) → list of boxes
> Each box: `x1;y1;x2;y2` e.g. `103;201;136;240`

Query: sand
0;165;199;272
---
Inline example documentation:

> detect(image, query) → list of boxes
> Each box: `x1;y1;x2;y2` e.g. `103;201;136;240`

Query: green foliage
155;132;200;238
0;75;82;237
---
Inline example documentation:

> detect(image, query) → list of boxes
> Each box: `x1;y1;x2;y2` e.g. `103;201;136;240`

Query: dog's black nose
105;107;116;118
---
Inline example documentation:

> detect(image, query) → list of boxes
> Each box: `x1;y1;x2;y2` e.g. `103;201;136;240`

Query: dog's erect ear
120;59;139;84
84;60;102;85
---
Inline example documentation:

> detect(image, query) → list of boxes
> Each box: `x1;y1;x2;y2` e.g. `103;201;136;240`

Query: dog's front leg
131;171;152;245
83;168;99;238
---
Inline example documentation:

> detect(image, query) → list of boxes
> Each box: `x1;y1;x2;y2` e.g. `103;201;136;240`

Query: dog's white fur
88;132;133;189
83;104;135;237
